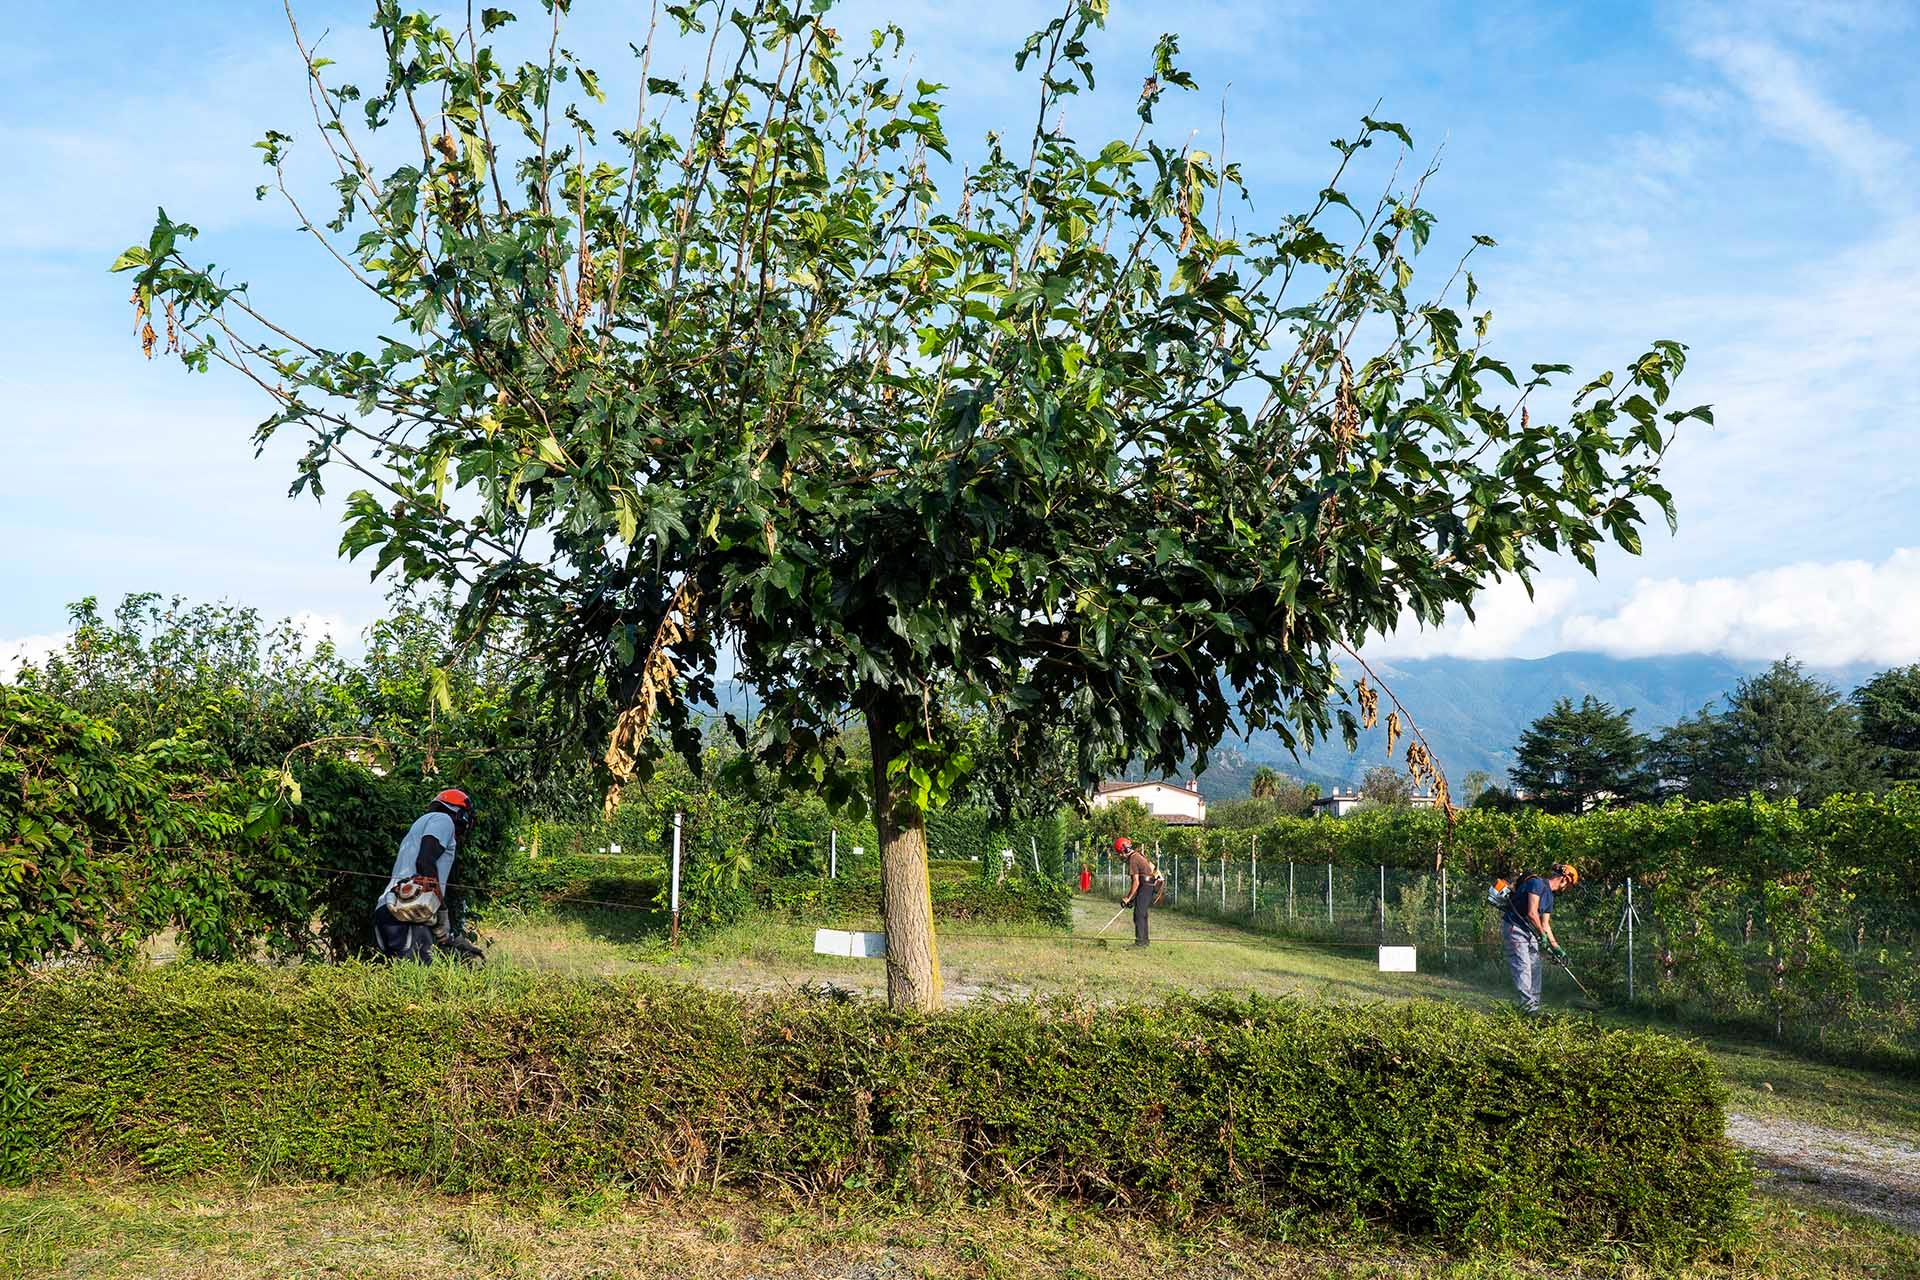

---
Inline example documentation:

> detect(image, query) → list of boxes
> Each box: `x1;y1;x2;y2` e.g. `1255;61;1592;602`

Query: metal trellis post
1251;838;1258;920
670;810;684;946
1627;877;1636;1001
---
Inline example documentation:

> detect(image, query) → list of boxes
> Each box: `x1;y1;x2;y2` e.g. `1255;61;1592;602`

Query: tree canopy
1510;695;1648;814
1651;660;1875;804
1855;665;1920;784
117;0;1703;1006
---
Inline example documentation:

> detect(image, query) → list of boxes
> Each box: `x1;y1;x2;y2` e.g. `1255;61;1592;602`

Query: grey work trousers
1503;918;1543;1013
1132;887;1152;946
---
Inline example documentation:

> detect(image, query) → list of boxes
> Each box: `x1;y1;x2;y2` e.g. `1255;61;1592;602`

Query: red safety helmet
1114;836;1134;854
428;788;476;835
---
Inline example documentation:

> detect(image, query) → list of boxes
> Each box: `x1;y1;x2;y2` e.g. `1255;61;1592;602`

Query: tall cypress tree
1510;696;1648;814
1855;665;1920;784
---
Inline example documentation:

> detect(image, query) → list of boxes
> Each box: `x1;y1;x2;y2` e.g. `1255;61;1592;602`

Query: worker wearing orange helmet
372;788;484;963
1501;862;1578;1014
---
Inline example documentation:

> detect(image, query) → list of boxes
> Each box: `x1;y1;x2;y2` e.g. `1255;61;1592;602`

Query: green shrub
0;967;1748;1258
483;845;664;913
0;688;309;967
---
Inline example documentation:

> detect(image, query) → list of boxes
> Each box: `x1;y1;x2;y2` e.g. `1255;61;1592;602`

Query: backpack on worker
387;873;445;925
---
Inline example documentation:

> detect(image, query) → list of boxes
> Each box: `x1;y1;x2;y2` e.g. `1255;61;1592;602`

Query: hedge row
759;873;1071;928
0;967;1747;1257
1073;787;1920;900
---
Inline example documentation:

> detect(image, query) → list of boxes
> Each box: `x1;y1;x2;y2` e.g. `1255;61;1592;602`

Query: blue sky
2;0;1916;671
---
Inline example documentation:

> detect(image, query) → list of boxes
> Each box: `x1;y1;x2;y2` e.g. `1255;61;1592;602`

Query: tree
1654;661;1875;803
14;594;351;770
1719;660;1874;803
1458;769;1494;807
1855;665;1920;783
1509;695;1648;814
1249;766;1282;800
119;1;1703;1007
1359;765;1414;808
1648;704;1741;801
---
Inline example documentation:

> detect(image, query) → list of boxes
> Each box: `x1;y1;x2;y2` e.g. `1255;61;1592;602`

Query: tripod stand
1608;878;1642;1000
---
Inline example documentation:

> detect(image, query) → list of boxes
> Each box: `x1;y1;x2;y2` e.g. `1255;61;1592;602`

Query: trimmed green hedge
0;968;1747;1257
1083;788;1920;899
760;873;1071;928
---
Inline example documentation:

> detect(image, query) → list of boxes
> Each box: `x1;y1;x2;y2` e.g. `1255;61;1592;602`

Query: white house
1309;790;1368;818
1310;789;1441;818
1088;778;1207;826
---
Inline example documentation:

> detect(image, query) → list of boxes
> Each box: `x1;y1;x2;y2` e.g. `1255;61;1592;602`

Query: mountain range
1201;652;1882;797
708;652;1884;801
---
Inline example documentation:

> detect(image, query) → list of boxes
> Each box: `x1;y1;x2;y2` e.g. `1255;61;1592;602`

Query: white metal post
830;827;838;879
670;810;684;945
1379;864;1386;935
1627;877;1636;1000
1327;863;1333;925
1031;835;1040;875
1289;860;1295;922
1220;849;1227;912
1251;838;1258;920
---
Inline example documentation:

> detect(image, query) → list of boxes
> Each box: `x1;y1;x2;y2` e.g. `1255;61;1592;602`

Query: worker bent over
1115;837;1165;948
1501;862;1577;1014
372;788;484;963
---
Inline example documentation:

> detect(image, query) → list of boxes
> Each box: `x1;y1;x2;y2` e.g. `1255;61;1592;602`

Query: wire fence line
1075;842;1920;1058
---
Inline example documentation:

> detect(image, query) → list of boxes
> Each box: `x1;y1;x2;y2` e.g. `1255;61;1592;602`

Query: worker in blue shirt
1502;863;1578;1014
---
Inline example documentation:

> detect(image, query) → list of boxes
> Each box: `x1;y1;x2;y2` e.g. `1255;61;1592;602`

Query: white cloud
1687;32;1908;201
1560;549;1920;666
0;633;68;682
1368;576;1578;660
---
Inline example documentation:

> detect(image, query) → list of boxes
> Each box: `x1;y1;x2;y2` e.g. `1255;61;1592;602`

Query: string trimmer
1544;942;1596;1001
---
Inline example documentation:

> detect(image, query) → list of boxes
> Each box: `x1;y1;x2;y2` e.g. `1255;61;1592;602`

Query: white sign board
813;929;887;959
1378;945;1418;972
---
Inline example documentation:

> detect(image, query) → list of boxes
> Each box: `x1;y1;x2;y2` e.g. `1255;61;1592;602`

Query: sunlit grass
6;1179;1917;1280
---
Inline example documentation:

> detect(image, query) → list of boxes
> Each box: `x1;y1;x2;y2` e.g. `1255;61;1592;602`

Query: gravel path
1729;1111;1920;1230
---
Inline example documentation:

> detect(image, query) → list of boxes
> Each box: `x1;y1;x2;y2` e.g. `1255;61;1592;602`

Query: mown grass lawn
5;1179;1918;1280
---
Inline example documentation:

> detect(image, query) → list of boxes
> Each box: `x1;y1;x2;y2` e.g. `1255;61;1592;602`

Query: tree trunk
867;712;943;1011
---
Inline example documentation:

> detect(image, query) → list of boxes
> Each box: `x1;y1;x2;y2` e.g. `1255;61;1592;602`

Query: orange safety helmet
429;788;476;836
1554;862;1579;887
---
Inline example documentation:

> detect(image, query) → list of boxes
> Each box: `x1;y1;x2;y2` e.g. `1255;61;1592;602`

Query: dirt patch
1728;1111;1920;1231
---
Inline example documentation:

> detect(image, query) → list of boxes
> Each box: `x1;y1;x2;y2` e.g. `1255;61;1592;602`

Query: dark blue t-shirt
1506;875;1552;926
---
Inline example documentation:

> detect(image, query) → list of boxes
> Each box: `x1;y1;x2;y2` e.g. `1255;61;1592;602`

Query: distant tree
1648;704;1742;801
1718;660;1875;803
1359;765;1415;808
1210;773;1314;827
1249;766;1282;800
1655;660;1874;803
1855;665;1920;783
1459;769;1494;807
1472;784;1523;812
1510;696;1648;814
